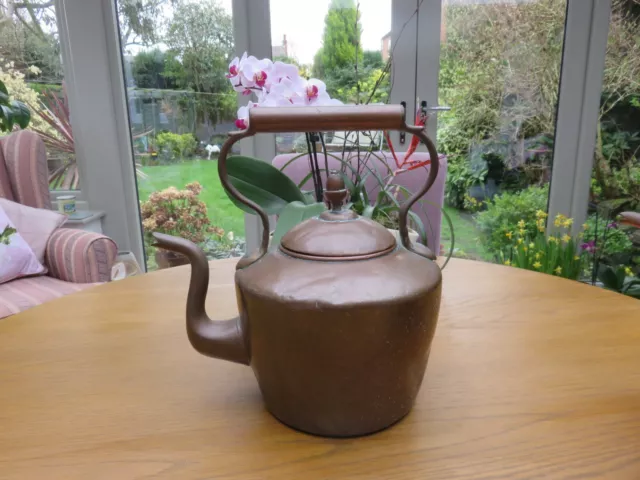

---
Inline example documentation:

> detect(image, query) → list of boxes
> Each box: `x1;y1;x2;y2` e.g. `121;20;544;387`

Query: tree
132;48;176;89
0;0;62;82
312;49;324;78
318;0;362;73
362;50;383;69
118;0;171;49
0;0;170;52
164;0;234;124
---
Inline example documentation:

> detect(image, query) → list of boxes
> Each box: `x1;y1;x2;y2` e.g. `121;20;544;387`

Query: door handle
419;100;451;125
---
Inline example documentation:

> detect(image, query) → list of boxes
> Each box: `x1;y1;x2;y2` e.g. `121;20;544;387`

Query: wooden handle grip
247;105;406;133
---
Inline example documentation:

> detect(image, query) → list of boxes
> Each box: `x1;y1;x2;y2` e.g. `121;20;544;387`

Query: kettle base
266;404;413;438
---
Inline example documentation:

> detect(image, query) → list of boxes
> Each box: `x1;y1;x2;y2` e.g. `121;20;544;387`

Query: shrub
155;132;197;161
445;158;487;209
582;215;634;262
476;185;549;256
140;181;222;246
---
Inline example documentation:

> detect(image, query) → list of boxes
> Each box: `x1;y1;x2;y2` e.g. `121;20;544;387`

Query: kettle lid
279;174;397;261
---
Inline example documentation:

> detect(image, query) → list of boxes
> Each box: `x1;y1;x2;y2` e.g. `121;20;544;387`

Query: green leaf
0;92;9;105
615;267;627;289
0;105;13;132
0;81;8;98
271;201;327;246
10;100;30;129
598;265;623;290
226;155;306;215
362;204;375;218
407;210;428;245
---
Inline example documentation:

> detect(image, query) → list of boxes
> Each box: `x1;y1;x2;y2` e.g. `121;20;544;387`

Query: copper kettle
153;105;442;437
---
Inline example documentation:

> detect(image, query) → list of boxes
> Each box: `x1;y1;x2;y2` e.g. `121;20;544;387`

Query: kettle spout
152;232;250;365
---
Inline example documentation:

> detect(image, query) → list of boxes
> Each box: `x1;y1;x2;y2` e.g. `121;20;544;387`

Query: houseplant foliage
0;79;30;132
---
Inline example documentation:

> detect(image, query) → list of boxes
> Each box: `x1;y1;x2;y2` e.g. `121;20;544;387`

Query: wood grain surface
1;258;640;479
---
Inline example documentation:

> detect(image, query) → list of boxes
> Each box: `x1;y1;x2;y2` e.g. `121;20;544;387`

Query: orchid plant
222;53;452;258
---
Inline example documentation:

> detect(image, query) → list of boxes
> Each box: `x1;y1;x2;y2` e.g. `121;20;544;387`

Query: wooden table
2;258;640;479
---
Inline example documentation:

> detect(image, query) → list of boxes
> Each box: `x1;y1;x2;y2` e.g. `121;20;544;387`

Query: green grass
138;160;493;263
138;160;246;236
441;206;492;261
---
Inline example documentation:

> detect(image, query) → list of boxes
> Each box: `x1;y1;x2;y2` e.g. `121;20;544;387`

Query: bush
155;132;197;161
140;181;222;246
445;158;487;209
476;185;549;256
582;215;634;262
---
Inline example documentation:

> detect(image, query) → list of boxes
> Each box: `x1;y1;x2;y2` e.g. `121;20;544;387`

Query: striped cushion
1;130;51;209
0;276;99;319
0;144;15;201
46;228;118;283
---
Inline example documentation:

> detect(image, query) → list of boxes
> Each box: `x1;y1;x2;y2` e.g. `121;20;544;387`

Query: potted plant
221;53;453;257
140;181;223;269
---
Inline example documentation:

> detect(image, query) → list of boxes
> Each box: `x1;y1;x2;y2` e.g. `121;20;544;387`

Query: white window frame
55;0;144;265
547;0;612;232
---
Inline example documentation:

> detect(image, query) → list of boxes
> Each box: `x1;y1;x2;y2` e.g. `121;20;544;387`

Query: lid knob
324;172;349;212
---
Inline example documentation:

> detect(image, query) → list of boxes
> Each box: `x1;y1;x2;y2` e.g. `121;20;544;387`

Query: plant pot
155;249;189;269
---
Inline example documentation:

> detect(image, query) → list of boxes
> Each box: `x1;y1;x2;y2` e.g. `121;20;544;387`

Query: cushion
0;275;100;319
0;205;45;284
0;198;66;264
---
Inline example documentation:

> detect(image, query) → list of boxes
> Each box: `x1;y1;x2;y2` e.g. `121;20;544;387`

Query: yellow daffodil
518;229;526;236
517;219;526;229
535;210;548;219
523;246;528;253
554;213;566;228
538;226;545;233
561;234;571;243
548;236;557;243
535;252;541;260
574;255;580;261
554;266;562;275
529;242;535;249
563;218;574;228
625;266;633;276
504;260;512;266
533;261;542;269
582;223;589;230
505;231;513;239
517;238;523;245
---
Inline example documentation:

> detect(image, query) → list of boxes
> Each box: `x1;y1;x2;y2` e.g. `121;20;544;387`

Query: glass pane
584;1;639;294
0;2;79;191
115;0;244;270
269;0;392;155
438;0;567;264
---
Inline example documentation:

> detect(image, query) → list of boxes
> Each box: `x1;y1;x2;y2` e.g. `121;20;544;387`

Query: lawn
441;206;492;261
138;160;246;237
138;160;492;262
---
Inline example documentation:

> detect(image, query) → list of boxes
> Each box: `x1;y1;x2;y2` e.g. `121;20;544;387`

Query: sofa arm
45;228;118;283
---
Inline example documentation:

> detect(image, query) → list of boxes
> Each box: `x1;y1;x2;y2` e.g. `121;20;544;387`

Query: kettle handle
217;105;440;268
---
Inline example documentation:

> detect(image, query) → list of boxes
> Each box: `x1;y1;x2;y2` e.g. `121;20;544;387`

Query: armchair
0;130;117;318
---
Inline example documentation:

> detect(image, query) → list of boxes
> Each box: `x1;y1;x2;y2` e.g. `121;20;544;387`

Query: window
0;0;78;191
115;0;243;270
582;0;640;288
